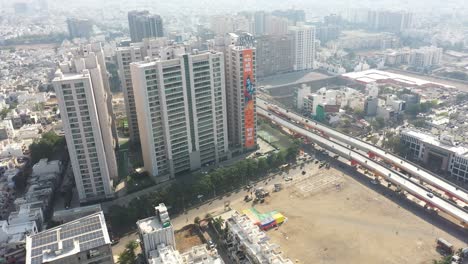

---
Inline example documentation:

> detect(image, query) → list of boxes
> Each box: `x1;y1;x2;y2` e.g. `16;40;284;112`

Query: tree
353;109;365;119
406;104;421;116
194;216;201;226
373;117;385;129
257;158;268;175
212;216;224;233
118;240;138;264
29;131;66;164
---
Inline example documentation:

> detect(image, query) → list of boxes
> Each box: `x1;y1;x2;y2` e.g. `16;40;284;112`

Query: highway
256;103;468;225
257;98;468;205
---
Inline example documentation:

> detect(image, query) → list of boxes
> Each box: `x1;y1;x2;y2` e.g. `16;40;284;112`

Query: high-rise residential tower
224;36;257;153
66;18;93;39
53;44;117;203
288;24;316;71
131;47;229;181
115;44;144;143
128;11;164;42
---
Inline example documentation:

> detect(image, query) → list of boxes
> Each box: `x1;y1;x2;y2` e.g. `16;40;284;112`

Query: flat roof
259;70;333;89
402;130;468;157
342;69;455;89
26;212;110;264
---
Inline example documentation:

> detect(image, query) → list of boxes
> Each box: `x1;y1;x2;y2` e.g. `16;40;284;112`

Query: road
258;97;468;205
257;103;468;225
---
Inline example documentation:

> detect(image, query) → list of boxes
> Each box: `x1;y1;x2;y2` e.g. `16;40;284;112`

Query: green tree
29;131;65;163
118;240;138;264
257;158;268;175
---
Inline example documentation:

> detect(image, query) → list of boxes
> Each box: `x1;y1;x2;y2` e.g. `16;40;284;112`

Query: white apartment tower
289;24;316;71
131;48;229;180
224;44;257;152
116;45;144;142
53;44;117;203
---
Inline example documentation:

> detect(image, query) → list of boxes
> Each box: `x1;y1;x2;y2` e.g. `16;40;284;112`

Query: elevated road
258;98;468;205
257;104;468;225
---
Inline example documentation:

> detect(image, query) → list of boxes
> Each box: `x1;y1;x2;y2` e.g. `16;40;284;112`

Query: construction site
230;161;467;264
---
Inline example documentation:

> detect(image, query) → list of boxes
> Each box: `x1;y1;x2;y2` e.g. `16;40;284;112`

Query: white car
285;177;293;182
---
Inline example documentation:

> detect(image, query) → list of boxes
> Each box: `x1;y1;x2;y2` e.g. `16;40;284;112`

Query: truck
436;238;454;255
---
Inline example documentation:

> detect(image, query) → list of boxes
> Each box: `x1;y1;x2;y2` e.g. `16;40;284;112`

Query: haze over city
0;0;467;264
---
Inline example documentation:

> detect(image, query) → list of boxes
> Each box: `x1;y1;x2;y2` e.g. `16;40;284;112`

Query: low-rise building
225;212;292;264
25;211;113;264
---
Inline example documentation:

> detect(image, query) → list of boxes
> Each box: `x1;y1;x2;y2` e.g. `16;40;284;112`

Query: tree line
107;141;301;234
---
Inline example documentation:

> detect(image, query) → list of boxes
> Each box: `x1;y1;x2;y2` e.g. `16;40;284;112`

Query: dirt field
175;225;204;253
233;166;466;264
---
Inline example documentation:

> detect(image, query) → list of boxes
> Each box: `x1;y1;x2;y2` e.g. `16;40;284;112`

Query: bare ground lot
233;168;466;264
175;224;204;253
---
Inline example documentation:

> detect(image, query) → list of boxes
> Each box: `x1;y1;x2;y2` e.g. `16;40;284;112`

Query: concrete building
224;43;257;153
53;44;117;203
25;212;113;264
367;10;413;32
147;244;224;264
255;34;294;78
401;129;468;182
131;48;229;179
137;204;175;257
288;24;316;71
272;9;306;25
315;24;340;43
147;244;182;263
128;10;164;42
409;46;443;68
66;18;93;39
264;15;289;36
115;45;144;143
224;212;292;264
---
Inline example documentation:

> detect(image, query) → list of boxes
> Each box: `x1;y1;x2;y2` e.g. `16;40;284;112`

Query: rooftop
342;69;455;89
25;211;110;264
137;203;171;234
226;213;292;264
148;244;183;264
259;70;333;89
402;129;468;157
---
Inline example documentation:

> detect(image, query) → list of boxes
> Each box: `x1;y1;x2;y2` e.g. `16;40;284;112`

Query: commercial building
137;204;175;257
401;129;468;182
25;212;113;264
131;47;229;179
288;24;316;71
224;212;292;263
115;45;144;143
255;34;294;78
128;10;164;42
53;44;117;203
224;43;257;153
66;18;93;39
